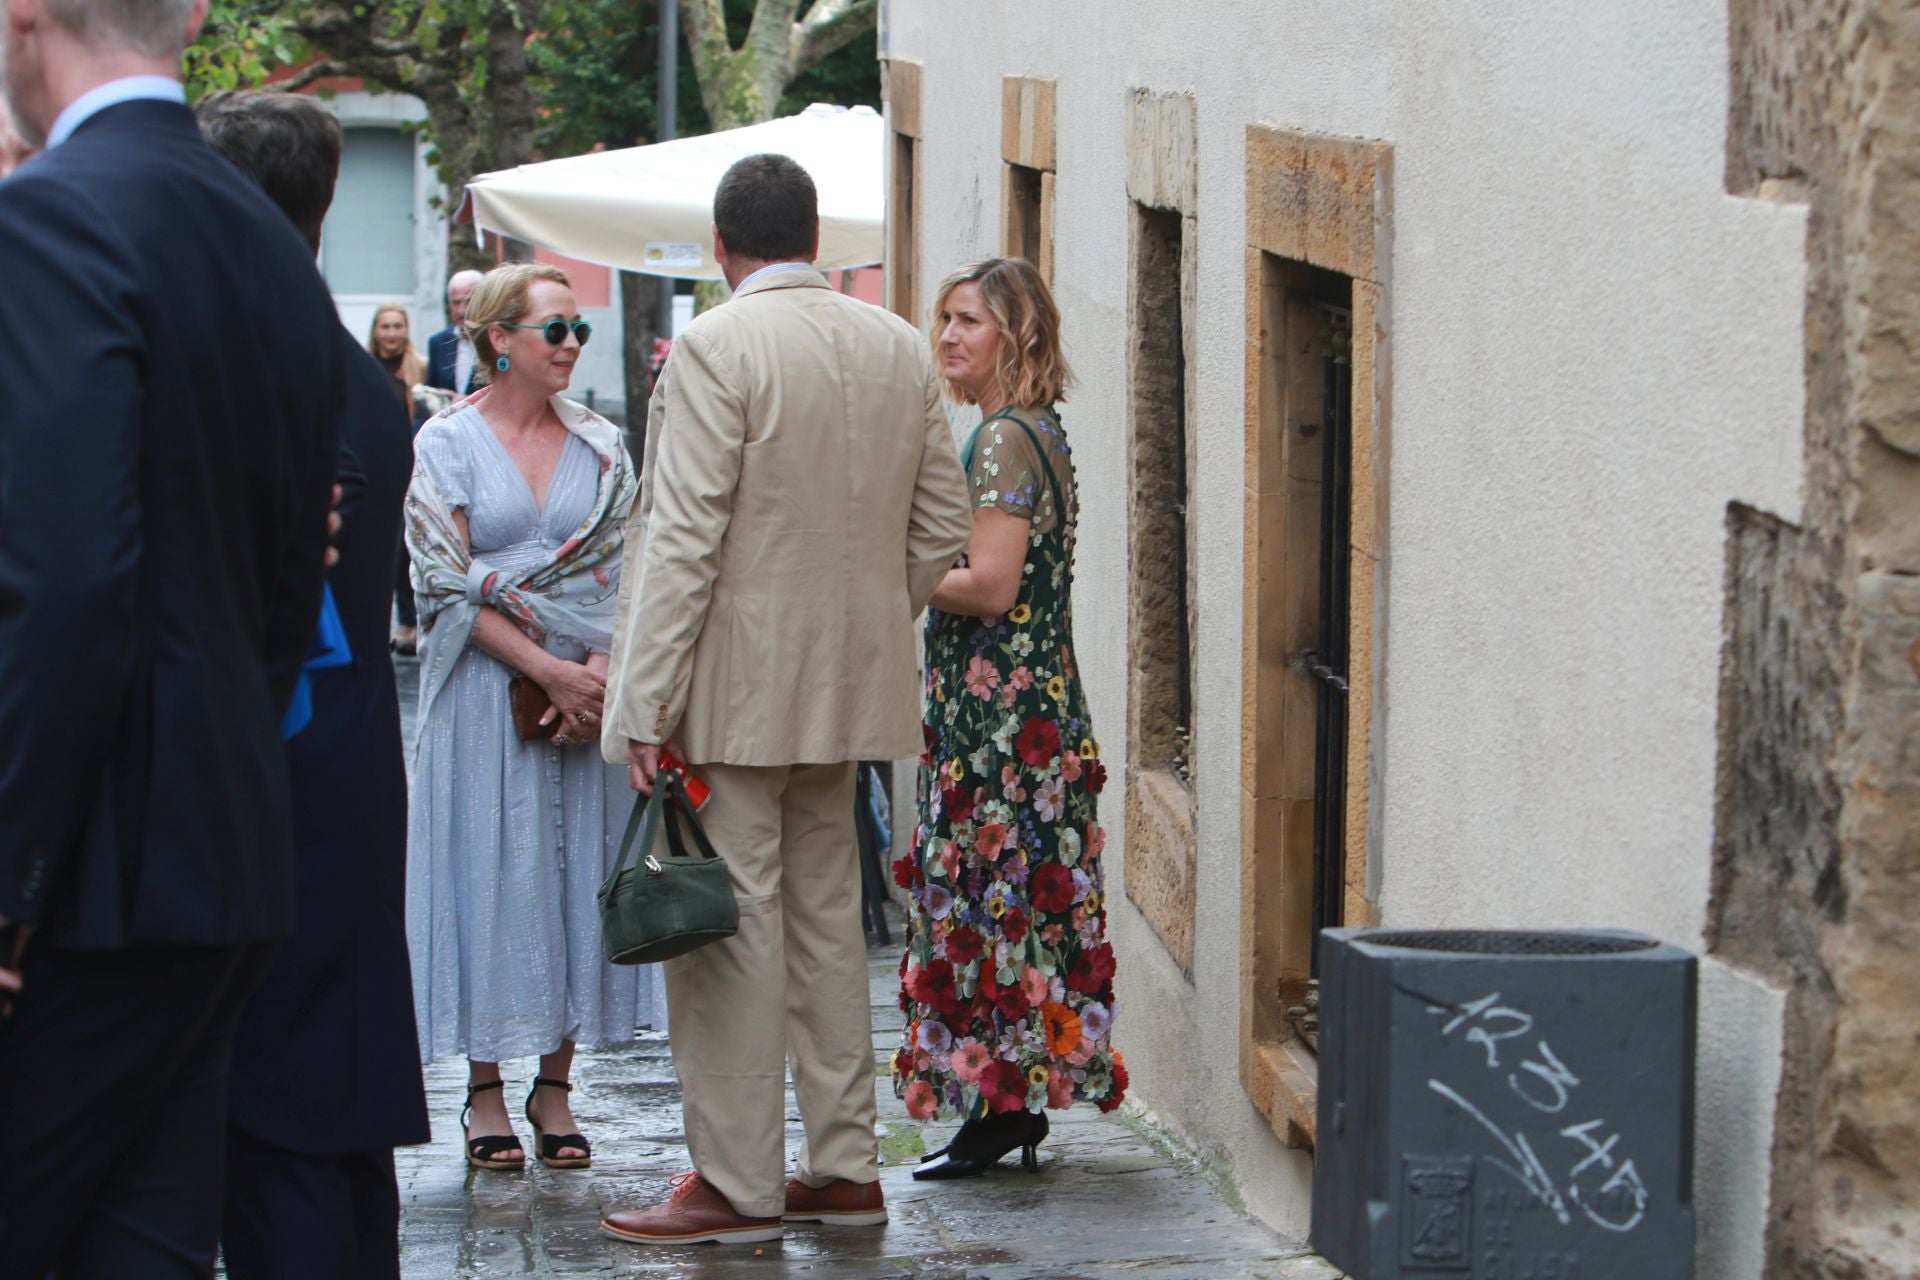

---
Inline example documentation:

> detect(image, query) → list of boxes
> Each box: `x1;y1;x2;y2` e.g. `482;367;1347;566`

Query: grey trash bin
1312;928;1696;1280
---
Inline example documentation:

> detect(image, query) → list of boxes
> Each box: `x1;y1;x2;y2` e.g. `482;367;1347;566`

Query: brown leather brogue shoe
782;1176;888;1227
601;1172;784;1245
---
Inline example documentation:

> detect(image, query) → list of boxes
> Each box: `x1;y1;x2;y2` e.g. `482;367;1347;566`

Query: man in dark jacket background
0;0;343;1273
197;88;431;1280
426;267;483;395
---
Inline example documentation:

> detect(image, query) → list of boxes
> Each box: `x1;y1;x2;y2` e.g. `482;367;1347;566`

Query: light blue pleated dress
406;408;666;1063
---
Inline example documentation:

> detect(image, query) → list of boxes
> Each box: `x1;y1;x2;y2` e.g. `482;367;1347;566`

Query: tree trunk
464;7;542;269
676;0;880;315
298;4;544;277
619;271;663;464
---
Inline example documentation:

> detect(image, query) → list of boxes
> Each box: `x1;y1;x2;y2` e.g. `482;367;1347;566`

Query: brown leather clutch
508;674;553;742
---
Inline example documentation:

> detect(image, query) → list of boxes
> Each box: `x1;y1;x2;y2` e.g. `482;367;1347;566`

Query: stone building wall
880;0;1912;1268
1714;1;1920;1274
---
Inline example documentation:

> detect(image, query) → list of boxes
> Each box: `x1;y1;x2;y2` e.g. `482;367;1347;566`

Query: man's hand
627;740;662;795
0;917;33;1018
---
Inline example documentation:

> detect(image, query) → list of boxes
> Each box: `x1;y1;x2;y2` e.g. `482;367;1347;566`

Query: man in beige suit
599;154;972;1245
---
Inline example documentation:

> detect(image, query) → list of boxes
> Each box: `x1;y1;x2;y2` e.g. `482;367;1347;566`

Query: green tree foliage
185;1;878;418
532;0;876;157
189;0;553;273
679;0;875;130
187;0;877;248
183;2;304;97
527;0;876;406
528;0;665;155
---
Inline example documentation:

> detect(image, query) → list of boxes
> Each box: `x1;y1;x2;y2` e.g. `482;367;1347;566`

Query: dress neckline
470;408;577;518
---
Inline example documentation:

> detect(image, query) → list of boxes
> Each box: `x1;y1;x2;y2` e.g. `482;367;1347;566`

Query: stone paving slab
391;930;1339;1279
385;661;1337;1277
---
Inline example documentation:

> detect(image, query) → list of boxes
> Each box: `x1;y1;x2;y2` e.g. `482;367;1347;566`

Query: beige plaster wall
883;0;1808;1259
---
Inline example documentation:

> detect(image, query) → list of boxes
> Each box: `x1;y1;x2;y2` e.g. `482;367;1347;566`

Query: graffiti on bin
1423;991;1649;1234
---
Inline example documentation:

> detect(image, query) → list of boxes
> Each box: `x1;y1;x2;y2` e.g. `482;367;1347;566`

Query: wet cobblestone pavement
395;944;1338;1279
389;656;1337;1278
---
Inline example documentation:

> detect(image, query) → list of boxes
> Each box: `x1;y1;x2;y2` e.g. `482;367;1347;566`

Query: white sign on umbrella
459;103;884;281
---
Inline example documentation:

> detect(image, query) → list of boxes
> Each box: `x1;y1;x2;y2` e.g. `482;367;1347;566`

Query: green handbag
598;772;739;965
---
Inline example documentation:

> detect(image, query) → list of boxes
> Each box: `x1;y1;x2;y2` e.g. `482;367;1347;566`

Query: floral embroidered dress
894;407;1126;1121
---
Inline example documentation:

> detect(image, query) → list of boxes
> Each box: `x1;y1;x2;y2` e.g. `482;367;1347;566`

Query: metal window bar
1306;302;1353;979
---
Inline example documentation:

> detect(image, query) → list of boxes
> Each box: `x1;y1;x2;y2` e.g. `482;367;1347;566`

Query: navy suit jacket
426;324;462;394
0;99;342;947
227;330;429;1153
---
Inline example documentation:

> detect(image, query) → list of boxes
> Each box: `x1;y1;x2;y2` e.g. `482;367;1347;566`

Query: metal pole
655;0;679;339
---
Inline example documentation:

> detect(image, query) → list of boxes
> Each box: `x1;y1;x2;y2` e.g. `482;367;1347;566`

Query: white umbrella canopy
459;103;884;281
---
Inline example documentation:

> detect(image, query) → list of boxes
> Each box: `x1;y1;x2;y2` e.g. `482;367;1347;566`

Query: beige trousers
663;760;877;1217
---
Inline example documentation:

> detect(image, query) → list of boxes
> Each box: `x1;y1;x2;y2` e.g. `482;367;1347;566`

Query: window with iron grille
1238;124;1391;1150
884;60;922;325
1307;298;1353;978
1252;256;1353;1049
1003;162;1046;274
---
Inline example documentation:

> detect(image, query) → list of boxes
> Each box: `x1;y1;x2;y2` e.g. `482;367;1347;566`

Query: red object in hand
658;748;712;811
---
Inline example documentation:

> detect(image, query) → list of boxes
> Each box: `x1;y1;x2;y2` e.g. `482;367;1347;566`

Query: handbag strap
611;771;722;880
611;775;669;881
658;773;722;863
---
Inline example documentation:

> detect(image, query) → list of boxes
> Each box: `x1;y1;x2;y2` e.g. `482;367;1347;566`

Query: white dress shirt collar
46;76;186;150
734;261;815;293
454;334;478;393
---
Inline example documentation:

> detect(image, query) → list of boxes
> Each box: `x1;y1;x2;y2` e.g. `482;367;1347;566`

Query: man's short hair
447;269;485;295
712;153;818;263
195;91;342;255
44;0;198;57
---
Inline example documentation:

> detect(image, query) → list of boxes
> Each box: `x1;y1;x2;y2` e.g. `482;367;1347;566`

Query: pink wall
834;267;886;307
531;245;613;308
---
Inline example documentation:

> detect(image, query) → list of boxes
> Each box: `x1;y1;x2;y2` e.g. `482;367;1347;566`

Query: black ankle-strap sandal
461;1080;526;1171
525;1077;593;1170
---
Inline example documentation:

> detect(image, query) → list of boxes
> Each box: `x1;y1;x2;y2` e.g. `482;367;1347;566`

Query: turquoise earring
496;355;510;372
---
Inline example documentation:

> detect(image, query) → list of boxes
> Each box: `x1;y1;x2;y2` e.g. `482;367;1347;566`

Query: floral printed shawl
403;389;637;747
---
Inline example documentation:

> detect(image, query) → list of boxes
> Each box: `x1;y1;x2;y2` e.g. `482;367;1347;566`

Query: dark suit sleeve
426;329;457;393
0;177;144;924
260;338;345;715
335;440;368;521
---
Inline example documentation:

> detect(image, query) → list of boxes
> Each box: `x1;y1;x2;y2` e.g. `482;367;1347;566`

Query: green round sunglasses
499;318;593;347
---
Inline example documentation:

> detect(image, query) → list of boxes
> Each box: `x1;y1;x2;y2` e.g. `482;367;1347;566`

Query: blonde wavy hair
464;262;573;372
365;302;425;387
929;257;1073;409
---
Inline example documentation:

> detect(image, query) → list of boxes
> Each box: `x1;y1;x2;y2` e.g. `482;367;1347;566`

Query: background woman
366;302;427;413
894;258;1125;1179
371;302;430;653
404;263;664;1173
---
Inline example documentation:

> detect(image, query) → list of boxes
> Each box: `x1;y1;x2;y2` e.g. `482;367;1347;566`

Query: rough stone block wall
1125;203;1192;778
1709;503;1845;1266
1713;1;1920;1274
1123;199;1200;972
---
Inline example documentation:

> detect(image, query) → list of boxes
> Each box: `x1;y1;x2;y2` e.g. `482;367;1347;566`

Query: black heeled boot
913;1109;1050;1180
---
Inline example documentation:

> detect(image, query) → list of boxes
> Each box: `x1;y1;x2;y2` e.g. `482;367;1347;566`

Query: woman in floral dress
894;258;1125;1179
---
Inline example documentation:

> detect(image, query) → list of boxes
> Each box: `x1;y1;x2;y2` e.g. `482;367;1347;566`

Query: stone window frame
1000;76;1056;282
1238;125;1392;1149
884;59;923;326
1122;89;1201;977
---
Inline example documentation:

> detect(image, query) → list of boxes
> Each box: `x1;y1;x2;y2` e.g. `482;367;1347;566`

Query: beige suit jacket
603;267;973;767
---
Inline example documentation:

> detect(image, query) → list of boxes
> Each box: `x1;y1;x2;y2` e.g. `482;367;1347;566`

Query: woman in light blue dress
404;263;665;1172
